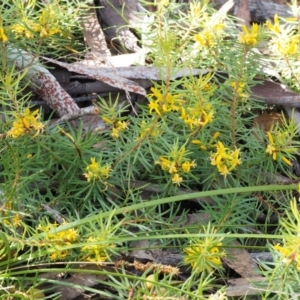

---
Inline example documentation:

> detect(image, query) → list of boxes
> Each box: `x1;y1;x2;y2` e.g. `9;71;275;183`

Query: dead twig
51;106;100;126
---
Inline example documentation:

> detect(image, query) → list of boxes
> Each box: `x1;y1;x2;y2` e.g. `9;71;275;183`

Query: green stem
42;183;298;235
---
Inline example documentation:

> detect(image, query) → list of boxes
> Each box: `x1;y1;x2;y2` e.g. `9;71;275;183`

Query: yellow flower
168;161;177;174
148;87;183;116
60;221;78;242
181;160;197;172
156;156;171;171
3;214;21;228
99;165;111;179
36;221;78;261
266;14;281;34
102;116;113;125
7;108;44;138
0;27;8;42
218;164;230;177
265;131;294;165
50;250;69;261
38;5;62;38
180;104;214;129
103;117;128;139
10;20;39;38
195;30;215;47
239;23;259;46
116;121;128;131
183;234;225;273
148;100;161;115
210;142;242;177
85;157;101;174
81;237;114;264
271;36;299;56
273;242;300;269
280;155;293;166
11;5;62;39
83;157;112;183
138;120;160;139
266;144;277;160
111;127;120;139
172;173;183;186
156;144;195;185
230;81;249;99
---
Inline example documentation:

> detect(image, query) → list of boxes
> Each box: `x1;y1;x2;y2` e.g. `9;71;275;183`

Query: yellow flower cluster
273;199;300;270
195;30;216;48
1;202;21;228
81;236;115;264
102;116;128;139
230;81;249;100
183;234;225;273
138;119;160;140
274;37;298;56
238;23;259;47
195;19;225;48
156;146;196;186
210;141;242;177
10;4;62;39
180;103;213;129
266;14;299;56
37;221;78;261
266;14;281;34
0;27;8;42
7;108;44;138
148;86;214;132
83;157;112;185
3;214;21;228
265;131;296;166
148;87;184;116
273;242;300;269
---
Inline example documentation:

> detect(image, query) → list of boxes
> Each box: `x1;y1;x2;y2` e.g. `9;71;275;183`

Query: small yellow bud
145;274;156;290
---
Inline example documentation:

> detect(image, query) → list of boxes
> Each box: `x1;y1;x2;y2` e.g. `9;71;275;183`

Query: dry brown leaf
253;111;284;132
43;57;146;95
39;264;114;300
222;240;260;278
227;277;266;296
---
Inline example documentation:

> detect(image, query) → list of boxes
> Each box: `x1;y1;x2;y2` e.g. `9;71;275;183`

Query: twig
51;106;100;126
41;204;67;224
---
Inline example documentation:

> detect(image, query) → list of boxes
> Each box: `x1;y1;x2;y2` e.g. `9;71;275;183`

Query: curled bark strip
70;63;209;81
41;204;67;224
102;66;210;80
81;2;111;57
98;0;142;52
6;47;79;116
43;57;146;95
